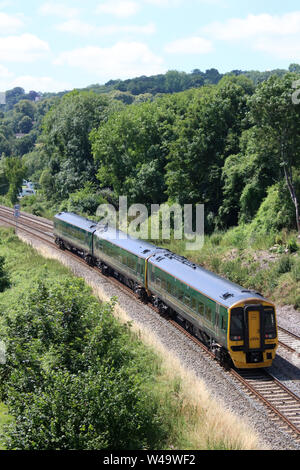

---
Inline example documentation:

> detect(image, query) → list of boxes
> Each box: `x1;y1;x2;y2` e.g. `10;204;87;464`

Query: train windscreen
229;307;244;340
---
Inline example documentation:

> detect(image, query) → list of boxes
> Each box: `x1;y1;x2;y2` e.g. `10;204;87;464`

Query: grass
0;227;263;450
0;403;12;450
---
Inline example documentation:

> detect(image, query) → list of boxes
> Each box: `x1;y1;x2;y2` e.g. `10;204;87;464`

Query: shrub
275;255;294;275
291;259;300;282
0;278;168;450
0;256;10;292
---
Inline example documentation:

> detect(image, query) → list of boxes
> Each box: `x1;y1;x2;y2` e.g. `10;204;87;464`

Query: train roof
54;212;97;233
94;225;160;259
148;250;269;309
54;213;270;308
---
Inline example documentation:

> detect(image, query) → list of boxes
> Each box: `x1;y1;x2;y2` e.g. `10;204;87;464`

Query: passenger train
53;212;278;369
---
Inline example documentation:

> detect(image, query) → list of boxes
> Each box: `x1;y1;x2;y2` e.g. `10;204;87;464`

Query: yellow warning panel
248;310;260;349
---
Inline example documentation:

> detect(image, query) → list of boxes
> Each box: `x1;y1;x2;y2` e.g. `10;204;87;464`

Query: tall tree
248;73;300;232
40;90;111;200
3;156;26;204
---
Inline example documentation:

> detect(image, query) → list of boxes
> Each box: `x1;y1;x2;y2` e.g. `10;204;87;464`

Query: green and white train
54;212;278;369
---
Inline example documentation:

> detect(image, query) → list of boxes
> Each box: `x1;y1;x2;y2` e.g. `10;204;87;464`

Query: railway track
0;205;300;441
278;327;300;356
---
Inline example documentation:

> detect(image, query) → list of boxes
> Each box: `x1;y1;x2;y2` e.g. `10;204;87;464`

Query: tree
1;278;167;450
18;115;33;134
91;96;179;206
0;256;10;292
165;76;254;230
248;73;300;232
218;127;281;228
14;99;35;119
41;90;110;200
3;156;27;204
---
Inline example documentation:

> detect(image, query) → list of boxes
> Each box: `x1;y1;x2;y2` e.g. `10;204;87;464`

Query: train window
167;281;172;294
162;279;167;290
151;271;155;282
129;257;135;270
184;296;191;307
221;315;227;331
178;290;184;302
206;307;212;321
156;277;161;287
191;297;196;311
197;302;205;316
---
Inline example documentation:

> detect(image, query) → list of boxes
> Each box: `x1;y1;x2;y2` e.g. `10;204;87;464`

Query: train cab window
230;307;244;340
264;307;276;339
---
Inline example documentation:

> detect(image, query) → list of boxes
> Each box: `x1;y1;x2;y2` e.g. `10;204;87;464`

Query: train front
228;300;278;369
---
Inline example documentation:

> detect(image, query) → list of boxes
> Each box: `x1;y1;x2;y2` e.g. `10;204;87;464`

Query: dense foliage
0;256;9;292
0;277;168;449
0;64;300;233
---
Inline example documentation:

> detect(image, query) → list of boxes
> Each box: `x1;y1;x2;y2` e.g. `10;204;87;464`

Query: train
53;212;278;369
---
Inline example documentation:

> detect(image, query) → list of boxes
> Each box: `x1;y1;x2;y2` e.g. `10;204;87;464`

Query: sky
0;0;300;93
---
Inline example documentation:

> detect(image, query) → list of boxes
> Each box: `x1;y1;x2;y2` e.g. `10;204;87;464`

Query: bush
291;259;300;282
275;255;294;275
0;278;168;450
249;182;298;234
0;256;10;292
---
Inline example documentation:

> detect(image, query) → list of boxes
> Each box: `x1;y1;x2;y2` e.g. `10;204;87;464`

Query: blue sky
0;0;300;92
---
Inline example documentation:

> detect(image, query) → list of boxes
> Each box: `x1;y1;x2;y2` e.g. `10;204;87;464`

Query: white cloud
203;12;300;41
7;75;72;92
255;37;300;60
0;64;71;92
143;0;222;6
56;19;95;36
165;36;213;54
56;19;155;36
96;1;140;18
203;11;300;60
0;12;24;34
54;42;164;81
0;64;13;79
143;0;182;6
0;34;50;62
39;2;80;19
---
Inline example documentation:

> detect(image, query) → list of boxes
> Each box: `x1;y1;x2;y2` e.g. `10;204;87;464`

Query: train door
244;305;263;351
